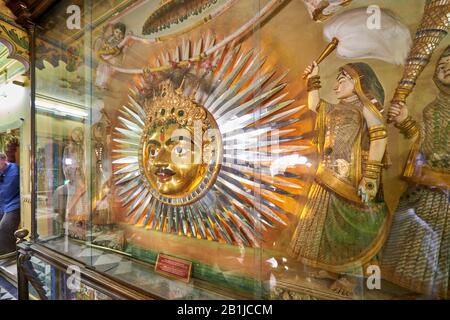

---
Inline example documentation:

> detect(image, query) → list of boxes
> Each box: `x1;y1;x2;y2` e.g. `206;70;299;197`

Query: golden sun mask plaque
113;40;305;247
139;81;222;206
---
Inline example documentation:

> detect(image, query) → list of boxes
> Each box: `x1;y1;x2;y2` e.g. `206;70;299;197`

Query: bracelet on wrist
363;160;383;179
307;75;321;92
395;116;419;139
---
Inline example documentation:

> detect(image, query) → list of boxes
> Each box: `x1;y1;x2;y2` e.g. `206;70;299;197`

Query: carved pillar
15;228;30;300
15;228;49;300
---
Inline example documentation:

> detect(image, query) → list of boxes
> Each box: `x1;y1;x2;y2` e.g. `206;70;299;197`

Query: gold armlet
395;116;419;139
369;125;387;142
363;160;383;179
307;75;321;92
98;46;120;57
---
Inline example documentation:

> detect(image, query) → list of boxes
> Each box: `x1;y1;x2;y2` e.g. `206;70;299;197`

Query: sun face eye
172;143;190;158
148;145;159;158
174;146;186;156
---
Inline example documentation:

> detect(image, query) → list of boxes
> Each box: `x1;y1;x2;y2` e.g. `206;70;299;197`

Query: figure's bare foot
308;270;338;280
330;277;356;297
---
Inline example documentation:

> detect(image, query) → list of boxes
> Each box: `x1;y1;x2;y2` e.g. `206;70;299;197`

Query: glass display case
17;0;450;300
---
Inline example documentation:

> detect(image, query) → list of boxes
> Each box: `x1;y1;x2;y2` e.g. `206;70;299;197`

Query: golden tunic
316;99;365;204
402;93;450;189
381;92;450;299
290;99;389;273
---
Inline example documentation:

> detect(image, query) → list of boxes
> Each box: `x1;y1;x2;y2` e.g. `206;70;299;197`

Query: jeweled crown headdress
145;80;209;130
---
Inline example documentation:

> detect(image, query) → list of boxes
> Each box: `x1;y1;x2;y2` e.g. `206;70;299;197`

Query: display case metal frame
15;230;161;300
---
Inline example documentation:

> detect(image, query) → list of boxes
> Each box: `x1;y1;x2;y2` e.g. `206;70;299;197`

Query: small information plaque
155;254;192;283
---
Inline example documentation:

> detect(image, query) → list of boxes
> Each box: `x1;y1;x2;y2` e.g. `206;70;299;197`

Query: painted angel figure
289;61;390;296
381;46;450;299
95;22;157;90
95;22;127;90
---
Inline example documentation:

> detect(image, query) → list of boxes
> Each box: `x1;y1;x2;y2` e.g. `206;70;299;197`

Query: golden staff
388;0;450;122
302;37;339;79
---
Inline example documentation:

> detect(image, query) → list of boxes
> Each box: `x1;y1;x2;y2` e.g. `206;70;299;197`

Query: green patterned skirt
289;182;388;273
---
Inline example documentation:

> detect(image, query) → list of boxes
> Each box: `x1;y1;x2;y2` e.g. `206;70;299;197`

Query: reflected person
0;152;20;255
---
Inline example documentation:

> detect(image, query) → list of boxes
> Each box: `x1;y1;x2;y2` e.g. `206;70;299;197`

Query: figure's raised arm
118;34;158;49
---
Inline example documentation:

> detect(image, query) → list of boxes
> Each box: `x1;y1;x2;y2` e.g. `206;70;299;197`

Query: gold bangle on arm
363;170;380;179
395;116;420;139
98;46;120;56
369;125;387;141
363;160;383;180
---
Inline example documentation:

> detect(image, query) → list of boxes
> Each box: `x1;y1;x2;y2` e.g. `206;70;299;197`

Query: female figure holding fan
289;61;390;296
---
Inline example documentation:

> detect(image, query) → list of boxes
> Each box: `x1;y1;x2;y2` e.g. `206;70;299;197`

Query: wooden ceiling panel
5;0;61;25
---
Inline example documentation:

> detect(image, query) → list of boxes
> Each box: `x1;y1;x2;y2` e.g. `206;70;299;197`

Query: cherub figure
95;22;157;90
95;22;127;90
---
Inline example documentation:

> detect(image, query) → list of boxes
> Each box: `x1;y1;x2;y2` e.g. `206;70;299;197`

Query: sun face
142;123;204;196
137;81;222;206
113;37;310;247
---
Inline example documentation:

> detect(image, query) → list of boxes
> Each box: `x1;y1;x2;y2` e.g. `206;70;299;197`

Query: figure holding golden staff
289;61;390;296
381;46;450;299
389;0;449;108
